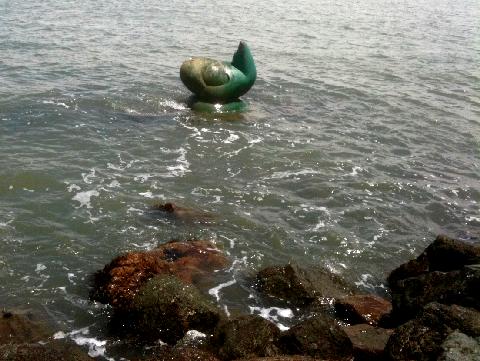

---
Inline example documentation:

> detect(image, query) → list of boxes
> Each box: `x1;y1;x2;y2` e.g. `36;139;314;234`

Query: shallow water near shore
1;0;479;358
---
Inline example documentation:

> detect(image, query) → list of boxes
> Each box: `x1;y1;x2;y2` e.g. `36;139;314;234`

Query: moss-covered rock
255;264;354;307
212;315;281;360
91;239;229;311
129;275;223;344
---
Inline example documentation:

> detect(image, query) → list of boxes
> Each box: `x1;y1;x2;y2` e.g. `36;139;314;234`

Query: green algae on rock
129;275;223;344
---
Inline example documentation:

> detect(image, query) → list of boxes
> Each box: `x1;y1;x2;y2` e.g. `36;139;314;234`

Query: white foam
208;279;237;301
139;191;153;198
81;168;96;184
35;264;46;272
249;306;294;330
107;180;120;188
349;166;363;176
166;148;190;177
466;216;480;223
73;190;99;208
269;168;321;180
224;132;240;144
159;100;186;111
67;184;81;193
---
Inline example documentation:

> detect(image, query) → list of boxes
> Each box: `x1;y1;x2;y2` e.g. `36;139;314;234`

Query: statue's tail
231;41;256;84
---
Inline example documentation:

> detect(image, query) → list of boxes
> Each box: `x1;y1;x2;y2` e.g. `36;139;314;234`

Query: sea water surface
1;0;479;358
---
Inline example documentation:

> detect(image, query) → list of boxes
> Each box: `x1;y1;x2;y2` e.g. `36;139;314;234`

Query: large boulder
255;264;354;307
343;324;393;361
385;302;480;361
389;265;480;323
387;235;480;323
91;239;229;310
335;294;392;326
211;315;281;360
279;314;353;361
127;275;223;344
388;235;480;286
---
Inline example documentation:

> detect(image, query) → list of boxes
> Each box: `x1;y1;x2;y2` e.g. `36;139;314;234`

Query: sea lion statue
180;41;256;113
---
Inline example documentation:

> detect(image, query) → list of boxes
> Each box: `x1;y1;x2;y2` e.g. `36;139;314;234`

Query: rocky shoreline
1;234;479;360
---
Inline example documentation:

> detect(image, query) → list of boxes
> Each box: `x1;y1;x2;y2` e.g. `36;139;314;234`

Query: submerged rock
90;239;229;310
152;202;216;223
279;314;353;361
212;315;281;360
385;302;480;361
335;294;392;326
0;311;93;361
255;264;354;307
343;324;393;361
129;275;223;344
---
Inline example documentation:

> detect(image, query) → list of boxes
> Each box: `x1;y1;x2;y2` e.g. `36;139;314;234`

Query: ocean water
1;0;479;358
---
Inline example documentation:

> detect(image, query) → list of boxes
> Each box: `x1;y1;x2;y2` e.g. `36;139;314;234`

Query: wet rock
389;265;480;323
343;324;393;361
279;314;353;361
438;331;480;361
232;357;316;361
140;345;221;361
0;312;49;344
91;239;229;310
385;302;480;361
388;234;480;287
152;202;216;223
128;275;223;344
0;311;93;361
255;264;354;307
387;235;480;323
335;294;392;326
212;315;281;361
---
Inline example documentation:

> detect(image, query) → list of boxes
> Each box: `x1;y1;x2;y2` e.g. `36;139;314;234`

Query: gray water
1;0;479;358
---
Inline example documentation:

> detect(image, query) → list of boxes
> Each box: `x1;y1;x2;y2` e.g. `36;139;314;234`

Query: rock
438;331;480;361
139;345;221;361
386;235;480;323
129;275;223;344
335;294;392;326
255;264;354;306
0;342;95;361
232;357;316;361
152;202;216;223
90;239;229;310
343;324;393;361
389;265;480;322
388;235;480;287
279;314;353;361
0;311;93;361
385;302;480;361
0;312;49;344
211;315;281;360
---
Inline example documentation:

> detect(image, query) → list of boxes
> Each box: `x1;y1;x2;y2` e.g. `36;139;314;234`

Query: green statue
180;41;256;113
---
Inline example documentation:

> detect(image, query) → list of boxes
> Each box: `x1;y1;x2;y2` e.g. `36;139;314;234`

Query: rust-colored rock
153;202;216;223
335;294;392;326
343;324;393;361
90;239;229;310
